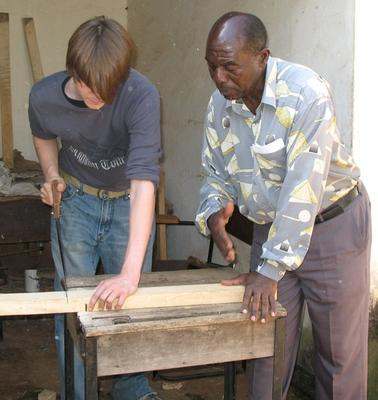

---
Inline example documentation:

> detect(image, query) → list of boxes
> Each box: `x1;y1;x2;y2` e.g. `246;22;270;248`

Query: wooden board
66;267;238;289
0;282;245;316
23;18;44;83
78;303;286;337
95;309;276;376
156;168;167;259
0;13;13;169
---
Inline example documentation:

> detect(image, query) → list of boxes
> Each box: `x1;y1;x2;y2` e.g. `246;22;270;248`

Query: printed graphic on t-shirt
68;145;126;171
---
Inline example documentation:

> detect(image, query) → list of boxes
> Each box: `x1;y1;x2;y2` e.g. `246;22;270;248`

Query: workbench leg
224;362;236;400
0;318;3;342
64;314;75;399
84;337;98;400
272;317;285;400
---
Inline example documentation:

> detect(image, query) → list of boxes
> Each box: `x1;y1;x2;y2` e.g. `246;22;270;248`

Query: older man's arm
196;98;238;260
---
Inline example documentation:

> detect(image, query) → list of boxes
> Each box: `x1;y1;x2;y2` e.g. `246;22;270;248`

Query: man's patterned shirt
196;56;360;281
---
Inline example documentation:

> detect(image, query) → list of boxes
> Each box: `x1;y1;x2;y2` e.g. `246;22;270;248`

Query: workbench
64;268;286;400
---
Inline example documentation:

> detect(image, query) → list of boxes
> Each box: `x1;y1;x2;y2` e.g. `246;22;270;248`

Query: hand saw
51;180;68;301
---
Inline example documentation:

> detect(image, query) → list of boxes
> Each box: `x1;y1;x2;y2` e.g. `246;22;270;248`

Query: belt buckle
98;189;109;200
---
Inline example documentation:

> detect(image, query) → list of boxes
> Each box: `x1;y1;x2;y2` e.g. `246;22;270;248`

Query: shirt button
222;116;230;128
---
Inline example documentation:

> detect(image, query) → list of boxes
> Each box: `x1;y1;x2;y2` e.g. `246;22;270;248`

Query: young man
196;12;371;400
29;17;162;400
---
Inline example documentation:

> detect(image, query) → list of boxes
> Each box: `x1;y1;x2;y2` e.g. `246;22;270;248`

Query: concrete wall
0;0;127;162
128;0;355;269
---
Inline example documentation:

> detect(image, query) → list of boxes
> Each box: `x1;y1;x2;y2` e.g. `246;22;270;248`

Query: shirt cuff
256;259;286;282
195;199;228;236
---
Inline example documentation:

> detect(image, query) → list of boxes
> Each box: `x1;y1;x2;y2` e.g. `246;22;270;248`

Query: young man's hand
88;274;138;311
222;272;277;323
208;201;235;262
40;177;66;206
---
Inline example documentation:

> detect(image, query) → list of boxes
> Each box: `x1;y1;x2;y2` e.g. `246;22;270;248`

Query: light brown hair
66;16;135;104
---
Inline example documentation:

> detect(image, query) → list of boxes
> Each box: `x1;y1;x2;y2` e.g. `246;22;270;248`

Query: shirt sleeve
257;90;335;281
125;85;161;185
195;98;238;236
28;94;57;139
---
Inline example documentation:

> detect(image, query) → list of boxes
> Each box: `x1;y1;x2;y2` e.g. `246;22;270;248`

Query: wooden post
156;168;168;259
22;18;44;83
0;13;13;169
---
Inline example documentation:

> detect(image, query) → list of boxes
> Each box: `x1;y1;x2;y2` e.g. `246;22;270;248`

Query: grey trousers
248;184;371;400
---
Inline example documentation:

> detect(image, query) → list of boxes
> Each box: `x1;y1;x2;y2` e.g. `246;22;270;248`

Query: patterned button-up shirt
196;56;360;281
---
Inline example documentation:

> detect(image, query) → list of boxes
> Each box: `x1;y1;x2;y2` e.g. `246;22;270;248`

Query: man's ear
259;48;270;66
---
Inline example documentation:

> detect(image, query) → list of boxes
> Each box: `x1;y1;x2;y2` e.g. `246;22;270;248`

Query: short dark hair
66;16;135;104
210;12;268;52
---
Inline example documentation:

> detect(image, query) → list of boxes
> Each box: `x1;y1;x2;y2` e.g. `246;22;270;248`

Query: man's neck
242;69;266;115
65;77;83;101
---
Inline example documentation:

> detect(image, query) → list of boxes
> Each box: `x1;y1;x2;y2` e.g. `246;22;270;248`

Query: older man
196;12;371;400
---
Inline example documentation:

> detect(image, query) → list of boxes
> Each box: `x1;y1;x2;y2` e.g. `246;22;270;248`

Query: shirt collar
226;56;278;114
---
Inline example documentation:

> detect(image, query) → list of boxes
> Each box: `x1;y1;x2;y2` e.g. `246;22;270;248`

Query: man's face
75;81;105;110
205;38;267;101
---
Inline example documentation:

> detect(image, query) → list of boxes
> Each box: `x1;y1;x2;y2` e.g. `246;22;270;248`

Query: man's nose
213;67;228;84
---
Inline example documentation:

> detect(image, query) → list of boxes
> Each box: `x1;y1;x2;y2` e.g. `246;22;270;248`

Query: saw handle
51;179;61;219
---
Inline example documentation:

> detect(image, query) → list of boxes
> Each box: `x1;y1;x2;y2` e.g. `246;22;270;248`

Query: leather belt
60;170;130;199
315;183;360;224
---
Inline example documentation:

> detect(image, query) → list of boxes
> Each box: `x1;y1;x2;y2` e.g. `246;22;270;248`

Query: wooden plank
156;168;167;259
0;283;245;316
156;214;180;225
96;316;276;376
78;303;286;337
66;267;238;289
22;18;44;83
0;13;13;169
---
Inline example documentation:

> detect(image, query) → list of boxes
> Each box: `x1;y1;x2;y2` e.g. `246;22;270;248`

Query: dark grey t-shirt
28;69;161;191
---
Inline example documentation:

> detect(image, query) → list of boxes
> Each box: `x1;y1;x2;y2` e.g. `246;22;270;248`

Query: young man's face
75;81;105;109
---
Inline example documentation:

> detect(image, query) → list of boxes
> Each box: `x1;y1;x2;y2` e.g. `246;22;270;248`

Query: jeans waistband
60;170;130;200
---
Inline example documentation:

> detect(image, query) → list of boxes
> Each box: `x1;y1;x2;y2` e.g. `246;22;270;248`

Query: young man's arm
88;179;155;311
33;136;66;205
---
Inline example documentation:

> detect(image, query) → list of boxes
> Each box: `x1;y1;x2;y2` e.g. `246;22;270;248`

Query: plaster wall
128;0;355;268
0;0;127;162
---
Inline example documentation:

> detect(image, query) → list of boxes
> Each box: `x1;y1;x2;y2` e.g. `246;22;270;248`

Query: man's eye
225;65;238;72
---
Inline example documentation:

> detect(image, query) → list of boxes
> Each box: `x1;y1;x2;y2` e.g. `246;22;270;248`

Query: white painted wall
128;0;356;270
354;1;378;297
0;0;127;162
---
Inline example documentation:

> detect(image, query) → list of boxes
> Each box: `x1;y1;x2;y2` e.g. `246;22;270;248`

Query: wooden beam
66;267;239;289
156;168;167;259
156;214;180;225
0;283;245;316
0;13;13;169
22;18;44;83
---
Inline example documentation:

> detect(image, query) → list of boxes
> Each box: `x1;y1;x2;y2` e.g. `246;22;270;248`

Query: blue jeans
52;183;155;400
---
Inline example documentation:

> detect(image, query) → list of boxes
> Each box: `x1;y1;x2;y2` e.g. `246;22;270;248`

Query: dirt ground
0;317;305;400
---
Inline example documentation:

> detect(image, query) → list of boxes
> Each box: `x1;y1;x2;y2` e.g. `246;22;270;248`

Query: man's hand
41;176;66;206
88;274;138;311
208;201;235;262
222;272;277;323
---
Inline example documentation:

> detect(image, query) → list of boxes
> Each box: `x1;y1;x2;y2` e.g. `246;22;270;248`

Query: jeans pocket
62;183;78;202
